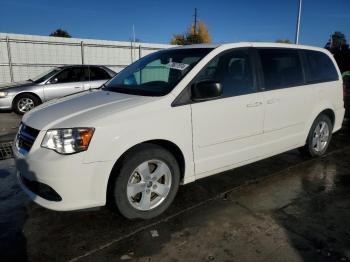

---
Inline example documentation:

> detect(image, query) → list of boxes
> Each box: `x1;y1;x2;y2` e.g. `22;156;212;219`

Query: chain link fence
0;33;173;84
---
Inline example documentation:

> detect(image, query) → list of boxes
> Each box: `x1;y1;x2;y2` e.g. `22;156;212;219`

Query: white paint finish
13;42;345;211
19;90;195;210
261;85;315;153
191;94;264;174
14;130;115;210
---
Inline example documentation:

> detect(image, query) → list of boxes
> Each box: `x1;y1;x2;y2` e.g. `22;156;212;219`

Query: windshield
103;48;213;96
31;68;61;83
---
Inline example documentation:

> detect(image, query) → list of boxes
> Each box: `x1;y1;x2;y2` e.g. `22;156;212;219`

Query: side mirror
191;81;222;102
49;78;58;84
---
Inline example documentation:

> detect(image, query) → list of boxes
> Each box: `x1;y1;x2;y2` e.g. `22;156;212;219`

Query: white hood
22;90;158;130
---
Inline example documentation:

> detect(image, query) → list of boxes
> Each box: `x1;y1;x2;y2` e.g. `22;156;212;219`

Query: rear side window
89;67;111;81
258;48;304;90
304;50;339;83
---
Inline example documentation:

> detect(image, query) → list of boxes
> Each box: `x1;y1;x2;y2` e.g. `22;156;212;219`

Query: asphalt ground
0;111;21;142
0;111;349;261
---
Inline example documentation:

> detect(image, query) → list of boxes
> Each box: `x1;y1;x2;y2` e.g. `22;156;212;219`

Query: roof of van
171;42;329;54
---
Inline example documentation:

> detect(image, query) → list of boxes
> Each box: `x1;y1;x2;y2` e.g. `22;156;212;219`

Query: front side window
258;48;304;90
32;68;61;83
195;49;255;97
55;67;84;83
104;48;213;96
305;50;339;83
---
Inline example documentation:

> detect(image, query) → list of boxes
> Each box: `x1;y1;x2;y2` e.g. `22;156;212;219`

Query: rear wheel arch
300;112;333;157
305;108;335;139
319;109;335;127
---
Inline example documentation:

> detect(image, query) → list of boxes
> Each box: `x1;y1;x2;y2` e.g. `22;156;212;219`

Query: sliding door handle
246;102;263;107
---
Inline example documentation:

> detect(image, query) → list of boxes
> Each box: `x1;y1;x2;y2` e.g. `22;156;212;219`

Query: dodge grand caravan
14;43;345;219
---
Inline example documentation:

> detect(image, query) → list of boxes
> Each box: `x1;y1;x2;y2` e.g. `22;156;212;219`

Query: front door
43;67;84;101
191;48;265;176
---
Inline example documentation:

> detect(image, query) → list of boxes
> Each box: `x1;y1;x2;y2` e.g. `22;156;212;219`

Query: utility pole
132;24;136;43
131;25;136;62
295;0;302;44
193;8;198;35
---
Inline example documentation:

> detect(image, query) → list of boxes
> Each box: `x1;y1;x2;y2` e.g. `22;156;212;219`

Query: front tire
300;114;333;157
112;144;180;220
13;94;40;115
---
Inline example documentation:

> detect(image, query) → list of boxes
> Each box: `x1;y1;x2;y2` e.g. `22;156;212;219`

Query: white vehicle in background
0;65;115;114
14;43;344;219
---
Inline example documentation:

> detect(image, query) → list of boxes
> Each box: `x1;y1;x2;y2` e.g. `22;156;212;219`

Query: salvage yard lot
0;112;21;142
0;112;349;261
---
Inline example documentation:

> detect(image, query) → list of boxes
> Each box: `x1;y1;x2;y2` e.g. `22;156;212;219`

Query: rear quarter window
304;50;339;83
89;67;111;81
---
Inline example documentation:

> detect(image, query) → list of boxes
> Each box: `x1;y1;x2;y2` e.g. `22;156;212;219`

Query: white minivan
14;43;345;219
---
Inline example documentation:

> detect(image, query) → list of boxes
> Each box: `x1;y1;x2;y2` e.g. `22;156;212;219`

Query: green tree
49;29;71;38
325;31;348;53
275;39;292;44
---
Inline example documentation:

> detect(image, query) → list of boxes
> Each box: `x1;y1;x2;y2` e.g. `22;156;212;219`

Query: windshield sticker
166;62;189;71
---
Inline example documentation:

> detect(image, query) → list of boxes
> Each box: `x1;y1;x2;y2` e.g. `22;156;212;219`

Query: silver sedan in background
0;65;116;114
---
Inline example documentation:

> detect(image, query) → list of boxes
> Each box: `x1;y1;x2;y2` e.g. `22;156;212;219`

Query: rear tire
299;114;333;157
111;144;180;220
13;94;40;115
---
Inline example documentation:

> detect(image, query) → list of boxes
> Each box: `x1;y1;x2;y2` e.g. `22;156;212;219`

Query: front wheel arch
107;142;181;219
106;140;185;210
12;92;42;111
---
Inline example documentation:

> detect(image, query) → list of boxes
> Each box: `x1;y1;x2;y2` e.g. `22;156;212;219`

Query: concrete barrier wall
0;33;173;84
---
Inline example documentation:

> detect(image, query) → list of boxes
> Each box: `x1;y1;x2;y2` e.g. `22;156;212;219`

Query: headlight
41;128;94;154
0;91;8;98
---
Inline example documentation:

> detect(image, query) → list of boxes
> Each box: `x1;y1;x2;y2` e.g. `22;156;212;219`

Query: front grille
16;123;40;154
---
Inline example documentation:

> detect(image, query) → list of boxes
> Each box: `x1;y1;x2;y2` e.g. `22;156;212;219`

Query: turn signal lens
79;129;94;150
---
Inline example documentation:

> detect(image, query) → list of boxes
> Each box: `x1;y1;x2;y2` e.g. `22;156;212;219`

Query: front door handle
246;102;263;107
267;98;280;104
74;86;82;89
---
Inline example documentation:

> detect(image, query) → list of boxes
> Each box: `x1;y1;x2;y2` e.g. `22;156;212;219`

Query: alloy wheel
127;159;172;211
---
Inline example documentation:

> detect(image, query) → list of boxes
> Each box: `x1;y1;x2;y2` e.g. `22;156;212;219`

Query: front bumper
13;131;113;211
0;95;13;110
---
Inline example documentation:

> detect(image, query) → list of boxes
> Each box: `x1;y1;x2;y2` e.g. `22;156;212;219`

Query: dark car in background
0;65;116;114
344;71;350;117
